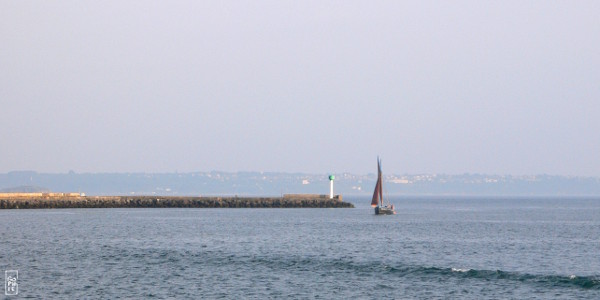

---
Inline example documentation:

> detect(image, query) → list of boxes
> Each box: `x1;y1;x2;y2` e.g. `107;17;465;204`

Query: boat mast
378;157;383;207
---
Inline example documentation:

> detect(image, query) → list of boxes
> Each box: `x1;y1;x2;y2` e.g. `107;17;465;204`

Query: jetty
0;193;354;209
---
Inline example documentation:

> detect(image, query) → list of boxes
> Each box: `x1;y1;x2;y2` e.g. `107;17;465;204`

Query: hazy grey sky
1;1;599;176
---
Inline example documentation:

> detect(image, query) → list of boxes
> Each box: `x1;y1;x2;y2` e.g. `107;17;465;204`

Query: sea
1;196;599;299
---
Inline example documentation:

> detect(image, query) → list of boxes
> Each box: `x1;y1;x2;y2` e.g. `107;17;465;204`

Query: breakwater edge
0;193;354;209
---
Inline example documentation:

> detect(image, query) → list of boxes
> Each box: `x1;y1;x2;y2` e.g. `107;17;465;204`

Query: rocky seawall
0;195;354;209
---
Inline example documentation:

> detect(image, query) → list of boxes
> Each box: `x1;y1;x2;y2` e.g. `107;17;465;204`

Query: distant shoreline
3;171;600;197
0;194;354;209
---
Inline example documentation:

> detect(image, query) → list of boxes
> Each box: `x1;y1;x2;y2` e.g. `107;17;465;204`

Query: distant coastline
2;171;600;197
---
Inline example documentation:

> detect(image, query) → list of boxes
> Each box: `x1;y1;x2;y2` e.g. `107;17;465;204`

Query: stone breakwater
0;195;354;209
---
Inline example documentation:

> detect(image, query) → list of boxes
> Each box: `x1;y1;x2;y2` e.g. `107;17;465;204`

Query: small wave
417;267;600;290
116;246;600;291
279;257;600;291
267;256;597;290
451;268;471;273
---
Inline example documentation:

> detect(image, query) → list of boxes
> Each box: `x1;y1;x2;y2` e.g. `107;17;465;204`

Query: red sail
371;158;382;207
371;178;380;207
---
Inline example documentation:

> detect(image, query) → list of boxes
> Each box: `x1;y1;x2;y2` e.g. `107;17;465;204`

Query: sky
1;1;599;176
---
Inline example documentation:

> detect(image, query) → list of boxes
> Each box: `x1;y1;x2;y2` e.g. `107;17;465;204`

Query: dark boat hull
374;206;395;215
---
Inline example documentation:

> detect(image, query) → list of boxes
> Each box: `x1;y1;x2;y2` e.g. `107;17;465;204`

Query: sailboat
371;157;396;215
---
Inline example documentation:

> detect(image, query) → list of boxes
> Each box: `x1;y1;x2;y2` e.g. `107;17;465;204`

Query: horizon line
1;170;599;179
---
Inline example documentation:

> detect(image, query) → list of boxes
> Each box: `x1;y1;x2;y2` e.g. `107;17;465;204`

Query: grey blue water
1;196;599;299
